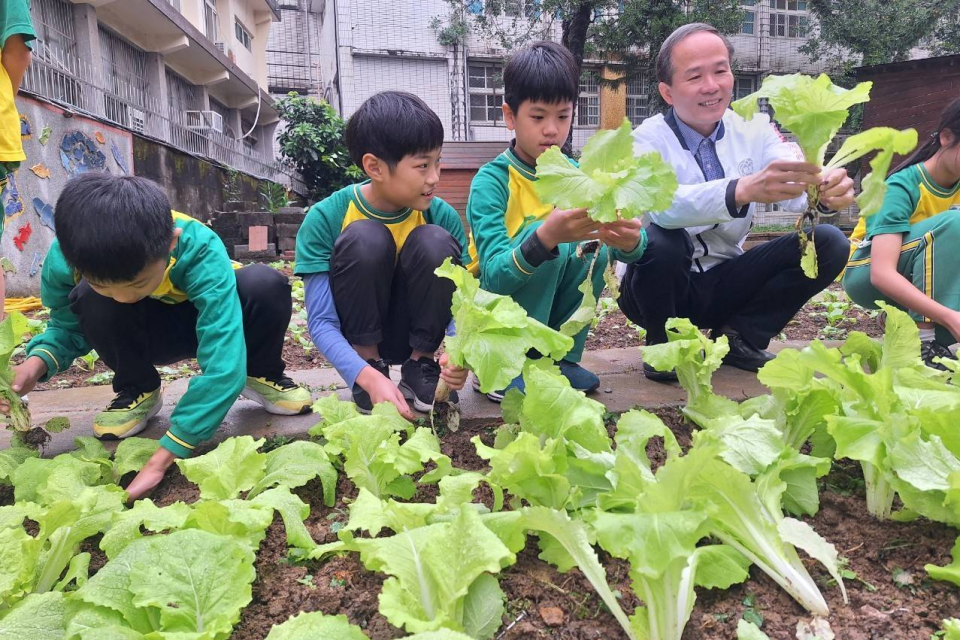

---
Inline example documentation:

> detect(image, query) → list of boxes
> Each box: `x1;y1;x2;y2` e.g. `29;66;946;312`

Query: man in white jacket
621;22;855;381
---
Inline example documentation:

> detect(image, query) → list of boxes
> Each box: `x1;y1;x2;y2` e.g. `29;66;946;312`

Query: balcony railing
21;46;306;194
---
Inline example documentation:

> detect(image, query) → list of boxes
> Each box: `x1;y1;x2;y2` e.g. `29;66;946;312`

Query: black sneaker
921;340;955;371
642;361;678;383
353;358;389;414
719;327;775;372
399;357;458;413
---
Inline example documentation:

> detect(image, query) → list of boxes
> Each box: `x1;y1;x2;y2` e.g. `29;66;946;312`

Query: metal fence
21;39;307;195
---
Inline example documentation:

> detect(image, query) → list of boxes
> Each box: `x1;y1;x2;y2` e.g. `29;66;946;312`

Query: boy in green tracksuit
0;0;36;316
466;41;646;400
0;173;311;500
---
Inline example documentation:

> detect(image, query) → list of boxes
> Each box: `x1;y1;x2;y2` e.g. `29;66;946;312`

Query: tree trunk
561;1;594;155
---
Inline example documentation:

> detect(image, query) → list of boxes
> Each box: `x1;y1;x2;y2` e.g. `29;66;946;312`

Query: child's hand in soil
356;364;415;420
599;218;643;253
0;356;47;414
125;447;178;502
438;353;467;391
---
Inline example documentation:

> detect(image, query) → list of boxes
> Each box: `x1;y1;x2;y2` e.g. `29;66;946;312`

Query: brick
275;212;307;225
242;226;276;243
278;236;297;252
276;223;302;238
210;211;239;226
237;212;275;227
249;226;269;252
282;250;296;260
234;243;277;260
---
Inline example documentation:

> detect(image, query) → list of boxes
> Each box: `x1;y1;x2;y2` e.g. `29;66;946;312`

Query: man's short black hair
55;173;174;283
345;91;444;169
503;41;579;114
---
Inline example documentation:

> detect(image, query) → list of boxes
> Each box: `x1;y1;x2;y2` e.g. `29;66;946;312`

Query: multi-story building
314;0;829;150
22;0;297;185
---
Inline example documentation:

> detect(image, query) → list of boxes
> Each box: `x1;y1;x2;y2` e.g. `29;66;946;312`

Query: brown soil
97;405;951;640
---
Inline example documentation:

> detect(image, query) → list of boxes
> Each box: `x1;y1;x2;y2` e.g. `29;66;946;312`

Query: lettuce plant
732;74;917;278
532;118;678;329
434;259;573;394
263;611;477;640
0;312;31;433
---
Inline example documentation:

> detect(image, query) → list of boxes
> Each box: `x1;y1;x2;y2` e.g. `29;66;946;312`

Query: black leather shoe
642;361;678;382
720;328;775;372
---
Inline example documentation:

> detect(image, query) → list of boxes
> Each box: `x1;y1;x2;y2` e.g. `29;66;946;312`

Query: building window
99;27;149;131
740;0;755;34
769;0;808;38
241;119;260;155
468;63;503;125
204;0;219;42
625;73;649;126
734;75;756;100
235;19;253;51
577;71;599;127
471;0;538;17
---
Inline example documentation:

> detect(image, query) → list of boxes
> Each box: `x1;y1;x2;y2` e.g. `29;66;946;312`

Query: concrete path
1;341;826;457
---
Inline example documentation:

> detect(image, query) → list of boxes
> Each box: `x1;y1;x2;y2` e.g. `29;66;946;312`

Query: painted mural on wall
0;96;133;296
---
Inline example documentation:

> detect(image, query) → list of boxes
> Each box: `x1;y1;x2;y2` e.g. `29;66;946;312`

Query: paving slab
0;341;832;457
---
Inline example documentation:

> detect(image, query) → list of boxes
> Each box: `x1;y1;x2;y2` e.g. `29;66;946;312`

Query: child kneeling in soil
0;173;312;499
296;91;469;418
465;41;645;401
843;97;960;369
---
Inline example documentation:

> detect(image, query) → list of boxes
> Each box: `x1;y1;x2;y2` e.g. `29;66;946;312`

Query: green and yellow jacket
26;212;246;458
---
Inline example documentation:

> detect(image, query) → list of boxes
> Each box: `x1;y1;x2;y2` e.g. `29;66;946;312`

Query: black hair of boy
503;41;579;114
344;91;444;169
54;173;174;283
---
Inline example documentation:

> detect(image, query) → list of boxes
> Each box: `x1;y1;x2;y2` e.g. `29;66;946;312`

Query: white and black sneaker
353;358;389;413
399;357;458;413
921;340;955;371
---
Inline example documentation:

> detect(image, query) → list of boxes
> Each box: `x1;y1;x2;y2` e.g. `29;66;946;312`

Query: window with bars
29;0;76;63
740;0;756;34
26;0;82;107
235;18;253;51
769;0;808;38
99;27;149;130
468;63;503;125
577;71;599;127
470;0;538;17
734;75;756;100
241;119;260;155
625;73;649;126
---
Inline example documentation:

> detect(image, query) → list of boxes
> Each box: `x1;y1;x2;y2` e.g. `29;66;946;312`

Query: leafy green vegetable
521;506;638;640
732;74;871;166
352;507;513;636
731;73;917;278
435;259;573;393
737;619;771;640
69;528;256;639
535;118;678;223
926;537;960;588
0;591;66;640
0;312;31;432
265;611;368;640
177;435;337;506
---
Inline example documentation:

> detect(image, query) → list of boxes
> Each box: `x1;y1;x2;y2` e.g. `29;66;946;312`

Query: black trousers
69;264;292;394
330;220;461;364
618;223;850;348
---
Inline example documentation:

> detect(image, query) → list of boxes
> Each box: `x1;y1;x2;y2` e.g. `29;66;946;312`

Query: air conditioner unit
128;107;146;133
185;110;224;133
